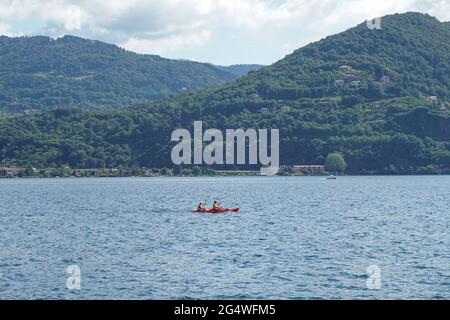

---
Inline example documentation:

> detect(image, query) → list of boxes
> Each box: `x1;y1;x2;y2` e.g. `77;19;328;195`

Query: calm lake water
0;176;449;300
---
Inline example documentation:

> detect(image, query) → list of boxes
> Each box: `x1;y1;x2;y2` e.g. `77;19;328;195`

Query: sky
0;0;449;65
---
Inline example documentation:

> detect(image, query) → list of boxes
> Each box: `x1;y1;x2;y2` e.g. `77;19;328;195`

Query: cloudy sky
0;0;449;65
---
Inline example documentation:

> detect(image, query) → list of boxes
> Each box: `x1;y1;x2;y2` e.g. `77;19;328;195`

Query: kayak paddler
212;201;225;211
197;201;207;212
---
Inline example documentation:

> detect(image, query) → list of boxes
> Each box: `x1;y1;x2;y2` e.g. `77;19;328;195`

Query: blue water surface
0;176;449;299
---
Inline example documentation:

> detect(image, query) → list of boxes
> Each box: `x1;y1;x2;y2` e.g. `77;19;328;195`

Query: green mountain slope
0;35;236;112
224;12;450;101
1;12;450;174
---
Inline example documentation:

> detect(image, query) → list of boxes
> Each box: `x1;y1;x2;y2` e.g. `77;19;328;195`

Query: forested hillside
0;35;237;112
1;13;449;174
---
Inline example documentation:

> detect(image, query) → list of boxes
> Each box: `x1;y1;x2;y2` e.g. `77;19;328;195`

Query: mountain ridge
214;64;264;77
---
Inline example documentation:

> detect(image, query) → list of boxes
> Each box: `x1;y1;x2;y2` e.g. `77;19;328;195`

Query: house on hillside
438;104;447;112
339;65;353;73
335;79;345;87
342;74;358;83
379;75;391;85
280;105;291;113
427;96;438;103
318;102;334;110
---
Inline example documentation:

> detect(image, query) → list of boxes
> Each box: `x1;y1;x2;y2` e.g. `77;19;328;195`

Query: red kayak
192;208;240;213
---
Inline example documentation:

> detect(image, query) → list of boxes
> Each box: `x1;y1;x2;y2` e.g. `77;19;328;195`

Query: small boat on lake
192;208;240;214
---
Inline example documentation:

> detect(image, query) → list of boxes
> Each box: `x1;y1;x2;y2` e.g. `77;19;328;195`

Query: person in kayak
211;201;225;211
197;201;207;212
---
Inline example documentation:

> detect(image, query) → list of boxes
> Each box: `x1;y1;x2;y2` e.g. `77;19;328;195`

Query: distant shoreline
2;172;450;179
3;164;449;179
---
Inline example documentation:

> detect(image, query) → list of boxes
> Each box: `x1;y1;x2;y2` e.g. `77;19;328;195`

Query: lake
0;176;449;299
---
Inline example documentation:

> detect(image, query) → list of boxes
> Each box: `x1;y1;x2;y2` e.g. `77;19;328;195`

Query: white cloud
122;30;212;55
0;0;36;20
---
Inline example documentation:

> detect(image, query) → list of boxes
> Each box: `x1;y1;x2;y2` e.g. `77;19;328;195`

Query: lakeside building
291;165;326;175
0;167;24;177
72;168;119;177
